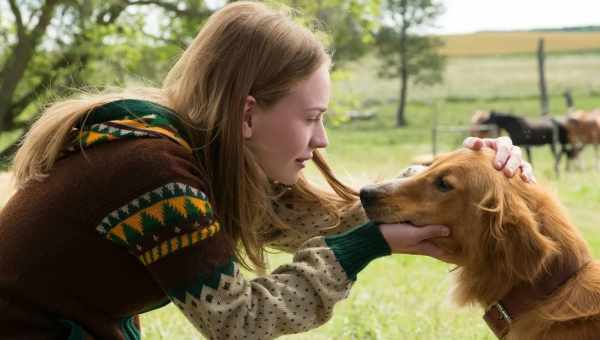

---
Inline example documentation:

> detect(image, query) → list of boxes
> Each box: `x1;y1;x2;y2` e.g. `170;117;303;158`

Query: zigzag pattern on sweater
169;259;237;305
74;113;192;152
96;182;220;265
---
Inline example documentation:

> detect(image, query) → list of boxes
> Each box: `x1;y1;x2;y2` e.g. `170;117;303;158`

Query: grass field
1;100;598;339
137;100;600;340
134;117;600;340
334;52;600;107
0;33;599;339
136;48;600;338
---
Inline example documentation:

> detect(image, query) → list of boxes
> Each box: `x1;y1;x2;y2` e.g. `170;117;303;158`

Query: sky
434;0;600;34
203;0;600;35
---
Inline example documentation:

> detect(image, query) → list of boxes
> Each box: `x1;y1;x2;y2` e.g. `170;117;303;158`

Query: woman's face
244;63;330;185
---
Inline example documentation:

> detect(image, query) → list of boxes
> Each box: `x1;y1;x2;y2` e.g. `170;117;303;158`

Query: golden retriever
360;148;600;339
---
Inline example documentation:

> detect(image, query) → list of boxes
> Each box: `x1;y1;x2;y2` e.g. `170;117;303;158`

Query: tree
276;0;381;66
0;0;381;167
375;0;445;127
0;0;214;166
0;0;62;132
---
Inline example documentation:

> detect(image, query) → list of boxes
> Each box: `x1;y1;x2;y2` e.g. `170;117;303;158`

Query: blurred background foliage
1;2;600;338
0;0;448;166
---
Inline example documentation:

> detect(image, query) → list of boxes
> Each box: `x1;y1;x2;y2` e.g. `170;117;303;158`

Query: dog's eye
434;176;453;192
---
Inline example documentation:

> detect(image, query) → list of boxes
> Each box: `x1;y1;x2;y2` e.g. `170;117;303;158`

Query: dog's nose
359;187;379;207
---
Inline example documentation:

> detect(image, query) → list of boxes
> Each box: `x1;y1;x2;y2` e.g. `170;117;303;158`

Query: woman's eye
434;176;453;192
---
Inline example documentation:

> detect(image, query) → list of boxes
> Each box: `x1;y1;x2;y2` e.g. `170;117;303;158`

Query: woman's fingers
412;223;451;241
502;146;522;176
378;223;449;254
464;137;536;182
520;161;537;183
411;241;449;261
463;137;484;150
488;136;514;169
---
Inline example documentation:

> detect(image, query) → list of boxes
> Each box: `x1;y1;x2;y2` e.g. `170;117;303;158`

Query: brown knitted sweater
0;99;386;340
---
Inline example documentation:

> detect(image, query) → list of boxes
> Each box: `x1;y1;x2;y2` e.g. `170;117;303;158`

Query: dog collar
483;257;589;338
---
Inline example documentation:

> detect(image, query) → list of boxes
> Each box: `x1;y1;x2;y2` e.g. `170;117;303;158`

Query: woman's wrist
324;221;391;281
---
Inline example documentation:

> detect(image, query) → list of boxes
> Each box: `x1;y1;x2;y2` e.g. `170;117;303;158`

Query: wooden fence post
538;38;549;116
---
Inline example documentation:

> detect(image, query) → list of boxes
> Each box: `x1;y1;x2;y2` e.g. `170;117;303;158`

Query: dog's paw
399;164;428;178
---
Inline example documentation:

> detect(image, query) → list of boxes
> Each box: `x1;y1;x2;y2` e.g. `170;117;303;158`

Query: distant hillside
530;25;600;32
438;31;600;57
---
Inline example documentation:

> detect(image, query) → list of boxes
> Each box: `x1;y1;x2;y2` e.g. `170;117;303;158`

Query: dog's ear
481;186;558;282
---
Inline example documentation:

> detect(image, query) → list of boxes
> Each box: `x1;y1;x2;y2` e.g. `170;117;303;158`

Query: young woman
0;2;532;339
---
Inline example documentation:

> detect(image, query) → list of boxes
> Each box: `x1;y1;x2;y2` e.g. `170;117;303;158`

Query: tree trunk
0;0;128;135
0;40;36;130
397;63;408;127
396;21;409;127
0;0;60;131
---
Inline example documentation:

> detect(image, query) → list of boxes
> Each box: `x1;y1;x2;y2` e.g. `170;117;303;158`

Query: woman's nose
309;121;329;149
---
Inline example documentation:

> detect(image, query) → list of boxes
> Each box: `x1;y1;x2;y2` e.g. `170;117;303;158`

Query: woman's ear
242;96;256;139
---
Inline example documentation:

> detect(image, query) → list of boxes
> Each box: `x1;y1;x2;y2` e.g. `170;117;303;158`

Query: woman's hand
463;136;536;183
379;223;452;262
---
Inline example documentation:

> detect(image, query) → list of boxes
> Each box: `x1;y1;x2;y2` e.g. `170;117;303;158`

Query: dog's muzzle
399;164;428;178
361;165;426;208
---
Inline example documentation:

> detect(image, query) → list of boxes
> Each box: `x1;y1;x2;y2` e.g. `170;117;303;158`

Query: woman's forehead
292;66;330;104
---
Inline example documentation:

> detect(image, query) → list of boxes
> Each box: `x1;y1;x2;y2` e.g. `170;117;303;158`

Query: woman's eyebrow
304;106;327;113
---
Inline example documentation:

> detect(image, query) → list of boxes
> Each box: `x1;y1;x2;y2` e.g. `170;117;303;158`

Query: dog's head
361;149;561;300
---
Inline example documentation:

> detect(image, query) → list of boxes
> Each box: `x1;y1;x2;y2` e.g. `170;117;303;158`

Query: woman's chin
280;175;300;186
270;171;302;186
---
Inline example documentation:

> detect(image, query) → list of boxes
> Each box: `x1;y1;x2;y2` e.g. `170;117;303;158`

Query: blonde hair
12;1;356;271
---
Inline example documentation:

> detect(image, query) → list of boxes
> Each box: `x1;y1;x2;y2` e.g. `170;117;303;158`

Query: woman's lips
295;157;312;168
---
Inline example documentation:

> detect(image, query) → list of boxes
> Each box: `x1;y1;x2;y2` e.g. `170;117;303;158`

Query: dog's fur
360;148;600;339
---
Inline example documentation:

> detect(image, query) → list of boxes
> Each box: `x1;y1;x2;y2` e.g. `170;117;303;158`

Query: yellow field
439;31;600;57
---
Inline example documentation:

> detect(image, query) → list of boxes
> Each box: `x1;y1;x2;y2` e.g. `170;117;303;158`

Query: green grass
1;51;599;339
334;52;600;107
140;96;600;339
140;51;600;339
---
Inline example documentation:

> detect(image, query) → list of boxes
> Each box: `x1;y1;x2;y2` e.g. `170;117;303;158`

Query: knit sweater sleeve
265;187;369;253
95;140;390;339
167;222;388;340
266;165;429;253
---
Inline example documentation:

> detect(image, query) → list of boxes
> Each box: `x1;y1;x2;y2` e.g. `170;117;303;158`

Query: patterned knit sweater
0;99;385;340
